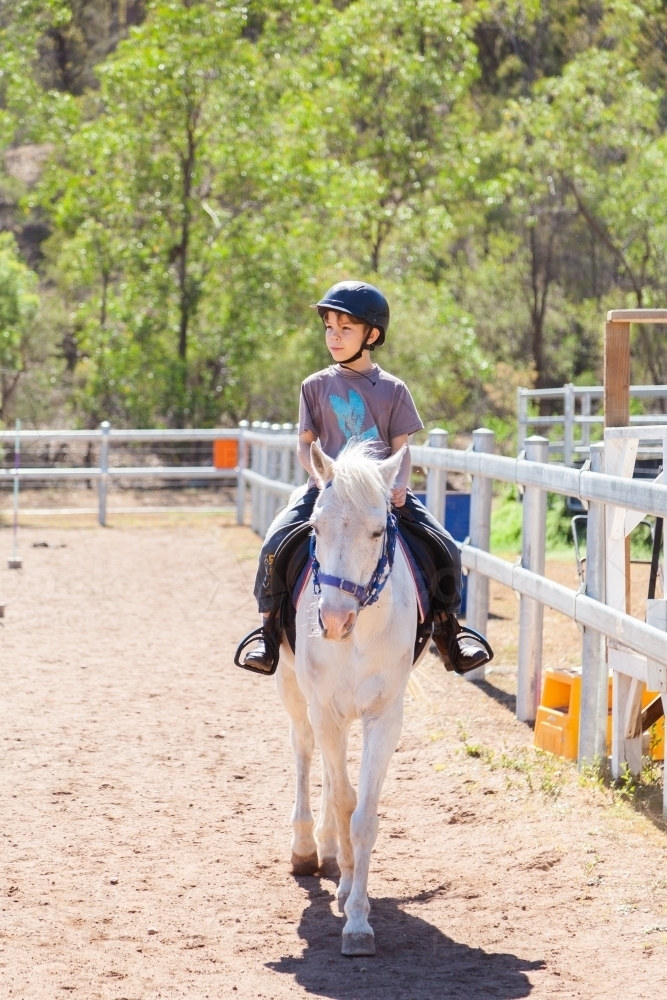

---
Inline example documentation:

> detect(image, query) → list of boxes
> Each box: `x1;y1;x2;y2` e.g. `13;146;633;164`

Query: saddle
265;514;435;665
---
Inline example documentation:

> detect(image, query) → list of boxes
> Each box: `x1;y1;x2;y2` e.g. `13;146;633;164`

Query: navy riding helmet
314;281;390;362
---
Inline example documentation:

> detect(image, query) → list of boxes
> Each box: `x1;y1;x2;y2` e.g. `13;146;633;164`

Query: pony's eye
371;529;384;539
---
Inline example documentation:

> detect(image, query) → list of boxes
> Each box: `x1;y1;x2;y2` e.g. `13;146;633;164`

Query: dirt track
1;519;666;999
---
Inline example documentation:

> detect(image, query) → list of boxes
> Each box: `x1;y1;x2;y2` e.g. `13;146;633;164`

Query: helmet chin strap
338;329;376;364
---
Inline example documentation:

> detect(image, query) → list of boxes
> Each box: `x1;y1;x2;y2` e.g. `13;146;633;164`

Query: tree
40;1;274;425
11;0;667;441
0;233;40;418
280;0;479;274
0;1;80;149
457;3;660;393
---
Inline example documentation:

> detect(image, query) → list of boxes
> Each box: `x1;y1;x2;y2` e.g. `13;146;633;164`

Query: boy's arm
390;434;411;507
297;430;317;477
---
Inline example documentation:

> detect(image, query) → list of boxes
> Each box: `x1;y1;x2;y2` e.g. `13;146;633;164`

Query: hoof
319;856;341;879
291;852;319;877
341;932;375;957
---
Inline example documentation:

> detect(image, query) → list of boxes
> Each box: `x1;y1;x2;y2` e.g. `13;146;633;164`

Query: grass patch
455;723;570;798
578;755;665;822
490;486;657;559
490;487;575;556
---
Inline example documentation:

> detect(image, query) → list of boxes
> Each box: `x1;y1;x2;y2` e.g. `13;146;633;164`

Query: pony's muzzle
318;602;357;641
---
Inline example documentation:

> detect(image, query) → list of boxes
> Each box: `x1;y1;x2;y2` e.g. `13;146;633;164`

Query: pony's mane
330;440;388;512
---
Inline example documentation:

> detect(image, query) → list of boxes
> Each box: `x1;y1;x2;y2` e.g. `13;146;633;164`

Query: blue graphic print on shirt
329;389;379;443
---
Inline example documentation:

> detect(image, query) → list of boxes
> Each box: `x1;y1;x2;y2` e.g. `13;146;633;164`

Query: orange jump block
534;668;664;762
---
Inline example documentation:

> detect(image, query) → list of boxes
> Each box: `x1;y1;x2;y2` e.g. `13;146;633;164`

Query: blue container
413;491;471;616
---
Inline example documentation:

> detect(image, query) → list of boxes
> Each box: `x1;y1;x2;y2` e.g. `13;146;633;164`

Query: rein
310;507;398;609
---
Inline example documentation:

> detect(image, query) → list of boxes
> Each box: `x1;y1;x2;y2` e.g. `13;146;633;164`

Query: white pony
275;440;424;957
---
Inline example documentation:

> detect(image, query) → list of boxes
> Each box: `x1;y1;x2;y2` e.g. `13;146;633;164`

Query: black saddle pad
269;514;433;664
270;520;313;653
394;505;459;613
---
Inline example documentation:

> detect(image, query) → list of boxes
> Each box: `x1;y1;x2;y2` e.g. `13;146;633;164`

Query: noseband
310;508;398;609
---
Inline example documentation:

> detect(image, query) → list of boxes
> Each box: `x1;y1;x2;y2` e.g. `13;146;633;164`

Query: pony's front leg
342;700;404;957
275;660;318;875
309;706;356;909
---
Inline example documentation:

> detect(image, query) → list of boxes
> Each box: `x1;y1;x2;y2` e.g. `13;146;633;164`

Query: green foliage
4;0;667;429
0;233;39;417
0;1;80;148
490;487;524;553
300;0;479;271
36;2;276;425
455;723;570;799
579;746;665;821
491;486;574;554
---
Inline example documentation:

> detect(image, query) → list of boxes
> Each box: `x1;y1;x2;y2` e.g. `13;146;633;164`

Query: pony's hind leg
315;756;340;879
341;700;404;957
276;660;318;876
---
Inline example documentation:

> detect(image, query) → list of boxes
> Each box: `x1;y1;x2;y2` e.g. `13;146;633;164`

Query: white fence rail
517;383;667;465
238;424;666;815
0;419;306;527
1;422;242;525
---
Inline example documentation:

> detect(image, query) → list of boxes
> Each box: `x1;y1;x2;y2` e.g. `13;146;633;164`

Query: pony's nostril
319;606;356;639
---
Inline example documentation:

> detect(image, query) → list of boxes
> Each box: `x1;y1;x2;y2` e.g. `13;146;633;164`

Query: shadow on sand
473;678;518;717
267;879;544;999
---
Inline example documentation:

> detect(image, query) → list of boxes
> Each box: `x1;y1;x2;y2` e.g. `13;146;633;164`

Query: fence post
236;421;248;526
279;445;291;484
465;427;495;682
98;421;110;527
564;383;574;467
282;424;294;485
517;388;528;456
604;321;630;428
259;429;269;536
294;456;307;486
265;424;280;526
250;421;261;532
581;390;591;457
578;442;608;770
426;428;448;525
645;600;667;820
516;435;549;721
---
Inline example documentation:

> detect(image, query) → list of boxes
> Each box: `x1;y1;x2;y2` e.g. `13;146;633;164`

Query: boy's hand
391;483;407;507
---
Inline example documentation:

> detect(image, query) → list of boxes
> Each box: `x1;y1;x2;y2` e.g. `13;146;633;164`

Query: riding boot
240;617;282;675
432;612;489;674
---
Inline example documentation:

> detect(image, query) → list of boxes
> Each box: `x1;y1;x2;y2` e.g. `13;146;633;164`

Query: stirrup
234;625;281;676
447;617;494;675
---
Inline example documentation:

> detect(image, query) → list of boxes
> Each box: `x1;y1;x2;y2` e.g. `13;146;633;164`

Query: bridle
310;505;398;610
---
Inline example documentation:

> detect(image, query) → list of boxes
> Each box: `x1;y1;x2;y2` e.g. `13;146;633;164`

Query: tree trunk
529;222;556;391
178;127;195;362
100;269;109;328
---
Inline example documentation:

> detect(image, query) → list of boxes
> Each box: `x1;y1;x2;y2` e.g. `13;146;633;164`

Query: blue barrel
413;492;471;616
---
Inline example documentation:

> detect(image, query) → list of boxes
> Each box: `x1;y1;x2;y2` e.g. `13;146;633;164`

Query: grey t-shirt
298;365;423;476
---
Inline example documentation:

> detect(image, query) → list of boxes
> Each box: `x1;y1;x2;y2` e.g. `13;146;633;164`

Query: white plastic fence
238;424;667;815
0;422;240;525
3;419;666;809
517;383;667;465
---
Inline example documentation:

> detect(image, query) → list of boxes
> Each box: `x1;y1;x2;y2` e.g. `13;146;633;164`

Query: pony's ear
378;447;405;491
310;441;335;488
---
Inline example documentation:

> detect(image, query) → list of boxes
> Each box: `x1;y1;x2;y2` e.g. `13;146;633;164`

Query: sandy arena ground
1;517;666;999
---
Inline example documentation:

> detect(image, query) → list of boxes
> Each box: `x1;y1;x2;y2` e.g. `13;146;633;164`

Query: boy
239;280;489;674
